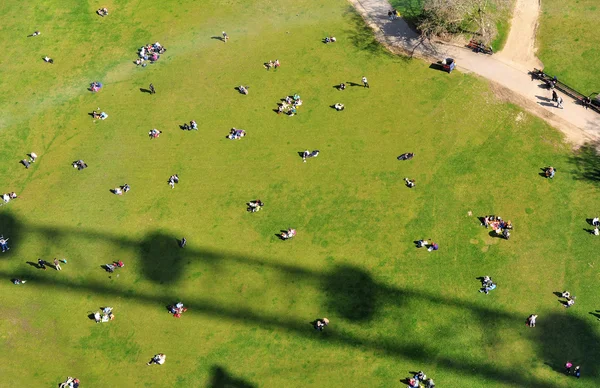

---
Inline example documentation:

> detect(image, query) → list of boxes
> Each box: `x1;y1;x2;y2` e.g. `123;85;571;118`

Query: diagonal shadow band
1;213;597;386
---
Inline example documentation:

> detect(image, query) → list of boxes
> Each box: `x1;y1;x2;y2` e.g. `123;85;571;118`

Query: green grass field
1;0;600;387
537;0;600;94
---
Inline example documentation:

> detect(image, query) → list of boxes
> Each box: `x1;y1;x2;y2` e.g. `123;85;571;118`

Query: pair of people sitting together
59;377;80;388
2;192;17;203
96;7;108;16
91;111;108;120
93;307;115;323
544;166;555;178
247;200;264;212
147;353;166;365
334;103;345;111
149;129;162;138
72;160;87;170
112;184;130;195
104;260;124;273
90;82;102;92
227;128;246;140
281;228;296;240
43;56;54;64
181;120;198;130
264;59;280;70
416;239;438;251
314;318;329;331
168;302;188;318
404;177;415;188
479;276;497;294
323;36;336;43
302;150;319;162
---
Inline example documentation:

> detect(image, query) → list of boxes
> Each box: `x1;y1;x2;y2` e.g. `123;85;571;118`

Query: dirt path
496;0;543;72
349;0;600;145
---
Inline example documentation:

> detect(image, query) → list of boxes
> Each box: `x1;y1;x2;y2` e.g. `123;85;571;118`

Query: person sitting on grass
72;160;88;170
338;83;346;91
113;187;123;195
247;200;264;212
97;7;108;16
479;276;496;294
168;302;188;317
149;129;162;139
334;103;344;111
12;278;26;285
565;298;575;308
544;166;555;179
147;353;166;366
59;377;80;388
323;36;336;44
404;177;415;188
281;228;296;240
227;128;246;140
238;85;249;95
43;56;54;64
314;318;329;331
302;150;319;162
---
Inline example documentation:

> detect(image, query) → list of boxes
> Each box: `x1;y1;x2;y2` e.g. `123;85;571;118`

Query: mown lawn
537;0;600;93
0;0;599;387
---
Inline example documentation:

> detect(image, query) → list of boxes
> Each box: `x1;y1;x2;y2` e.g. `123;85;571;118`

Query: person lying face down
397;152;414;161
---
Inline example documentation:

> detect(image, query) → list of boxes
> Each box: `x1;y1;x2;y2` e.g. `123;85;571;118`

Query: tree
418;0;510;44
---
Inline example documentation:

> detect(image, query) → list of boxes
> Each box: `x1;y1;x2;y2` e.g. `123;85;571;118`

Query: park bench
467;39;493;55
532;68;600;114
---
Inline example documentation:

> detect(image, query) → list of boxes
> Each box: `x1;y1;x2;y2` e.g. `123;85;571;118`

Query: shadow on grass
209;365;256;388
344;7;410;61
1;212;598;387
388;0;424;26
570;141;600;185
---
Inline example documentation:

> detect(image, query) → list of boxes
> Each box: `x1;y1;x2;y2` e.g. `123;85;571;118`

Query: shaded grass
0;0;599;387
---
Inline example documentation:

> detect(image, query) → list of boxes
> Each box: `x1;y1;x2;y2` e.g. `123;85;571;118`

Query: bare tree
418;0;510;44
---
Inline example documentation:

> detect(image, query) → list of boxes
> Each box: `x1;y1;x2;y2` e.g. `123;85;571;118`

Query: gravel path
349;0;600;145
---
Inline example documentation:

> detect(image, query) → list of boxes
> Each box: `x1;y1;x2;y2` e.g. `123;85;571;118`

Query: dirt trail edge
349;0;600;146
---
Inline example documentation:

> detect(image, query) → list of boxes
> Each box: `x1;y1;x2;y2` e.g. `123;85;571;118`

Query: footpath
349;0;600;145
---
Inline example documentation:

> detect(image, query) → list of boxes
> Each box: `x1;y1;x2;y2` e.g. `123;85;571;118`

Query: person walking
222;31;228;43
552;90;558;102
53;258;62;271
180;237;187;248
38;258;47;270
362;76;369;88
557;96;563;109
149;83;156;94
527;314;537;327
574;366;580;378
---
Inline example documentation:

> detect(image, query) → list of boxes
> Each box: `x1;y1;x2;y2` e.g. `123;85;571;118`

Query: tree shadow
324;265;378;322
208;365;256;388
533;312;599;379
344;7;405;59
388;0;424;25
137;231;189;284
570;141;600;185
